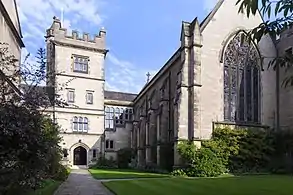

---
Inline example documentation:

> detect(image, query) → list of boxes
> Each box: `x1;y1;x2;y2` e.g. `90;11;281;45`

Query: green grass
103;175;293;195
29;179;62;195
89;168;169;179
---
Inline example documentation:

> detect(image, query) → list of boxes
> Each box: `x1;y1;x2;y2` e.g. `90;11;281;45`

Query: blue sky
16;0;218;93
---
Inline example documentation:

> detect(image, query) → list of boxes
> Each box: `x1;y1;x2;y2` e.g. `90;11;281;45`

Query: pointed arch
219;29;262;63
222;31;261;123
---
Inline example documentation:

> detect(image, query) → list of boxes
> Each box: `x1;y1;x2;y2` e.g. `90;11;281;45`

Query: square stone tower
45;16;108;167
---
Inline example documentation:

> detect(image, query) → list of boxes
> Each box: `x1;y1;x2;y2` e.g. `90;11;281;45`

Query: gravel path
54;169;113;195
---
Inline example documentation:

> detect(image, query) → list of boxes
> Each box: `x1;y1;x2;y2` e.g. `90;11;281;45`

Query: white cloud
16;0;148;93
16;0;106;48
106;53;158;94
203;0;218;12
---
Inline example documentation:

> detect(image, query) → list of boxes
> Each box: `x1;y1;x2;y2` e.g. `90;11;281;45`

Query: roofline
0;0;25;48
133;0;269;105
133;47;181;103
104;90;137;96
200;0;225;32
13;0;23;39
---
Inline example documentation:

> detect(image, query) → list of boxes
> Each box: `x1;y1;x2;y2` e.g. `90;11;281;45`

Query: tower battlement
45;16;107;53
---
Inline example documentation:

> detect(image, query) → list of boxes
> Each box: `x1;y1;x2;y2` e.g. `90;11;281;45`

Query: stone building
131;0;277;170
0;0;24;96
45;17;137;167
45;0;293;169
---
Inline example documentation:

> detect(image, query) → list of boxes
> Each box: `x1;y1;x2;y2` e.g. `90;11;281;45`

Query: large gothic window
223;32;261;123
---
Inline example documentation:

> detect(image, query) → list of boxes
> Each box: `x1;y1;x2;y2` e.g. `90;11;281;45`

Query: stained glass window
223;32;260;123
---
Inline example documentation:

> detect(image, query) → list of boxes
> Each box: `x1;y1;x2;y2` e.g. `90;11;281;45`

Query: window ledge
213;121;269;129
73;70;88;74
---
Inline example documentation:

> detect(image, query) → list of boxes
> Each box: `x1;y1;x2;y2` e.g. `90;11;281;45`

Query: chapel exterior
45;0;293;169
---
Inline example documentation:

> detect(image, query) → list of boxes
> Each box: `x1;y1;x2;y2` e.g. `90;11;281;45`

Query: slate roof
104;90;137;102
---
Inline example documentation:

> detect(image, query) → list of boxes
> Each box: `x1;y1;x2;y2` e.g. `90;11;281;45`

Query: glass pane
246;66;252;121
109;120;114;128
224;66;230;120
84;123;88;131
73;123;78;130
239;68;245;121
79;117;83;131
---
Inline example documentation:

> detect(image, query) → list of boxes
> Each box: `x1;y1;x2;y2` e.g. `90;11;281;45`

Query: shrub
171;169;187;177
185;148;226;177
177;141;226;177
52;164;69;181
89;157;117;169
175;126;287;177
117;148;134;168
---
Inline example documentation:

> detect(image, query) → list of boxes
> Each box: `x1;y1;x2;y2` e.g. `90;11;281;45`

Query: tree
0;43;71;194
236;0;293;86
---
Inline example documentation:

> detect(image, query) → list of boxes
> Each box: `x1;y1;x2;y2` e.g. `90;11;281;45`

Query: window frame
72;55;89;74
223;32;261;124
72;116;89;133
105;139;114;150
86;91;94;104
92;149;97;158
67;89;75;103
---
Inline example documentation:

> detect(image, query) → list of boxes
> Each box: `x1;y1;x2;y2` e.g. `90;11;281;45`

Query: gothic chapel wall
199;0;277;139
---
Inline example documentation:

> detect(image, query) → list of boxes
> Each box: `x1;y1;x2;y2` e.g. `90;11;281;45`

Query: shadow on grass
89;168;170;180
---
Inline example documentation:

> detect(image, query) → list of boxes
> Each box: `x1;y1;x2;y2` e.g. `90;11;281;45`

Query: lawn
103;175;293;195
89;168;169;180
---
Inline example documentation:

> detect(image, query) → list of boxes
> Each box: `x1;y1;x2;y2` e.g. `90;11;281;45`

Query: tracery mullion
230;35;241;121
257;69;261;122
228;62;232;121
235;49;240;121
243;44;251;122
251;62;255;122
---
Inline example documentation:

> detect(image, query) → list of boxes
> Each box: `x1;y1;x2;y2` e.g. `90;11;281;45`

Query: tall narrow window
86;92;93;104
78;117;83;130
83;117;88;132
93;149;97;158
73;116;78;130
67;90;75;103
223;32;260;123
105;140;114;149
105;107;114;129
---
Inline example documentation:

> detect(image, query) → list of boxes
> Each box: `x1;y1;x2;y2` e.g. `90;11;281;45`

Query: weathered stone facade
130;0;279;169
45;0;293;169
0;0;24;96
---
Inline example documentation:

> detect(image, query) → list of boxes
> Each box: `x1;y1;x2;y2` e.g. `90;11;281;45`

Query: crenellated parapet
45;16;107;54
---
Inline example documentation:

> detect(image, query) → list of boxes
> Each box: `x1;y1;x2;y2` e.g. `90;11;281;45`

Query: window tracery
223;32;260;123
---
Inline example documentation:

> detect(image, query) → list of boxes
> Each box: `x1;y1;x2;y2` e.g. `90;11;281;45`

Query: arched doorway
73;146;87;165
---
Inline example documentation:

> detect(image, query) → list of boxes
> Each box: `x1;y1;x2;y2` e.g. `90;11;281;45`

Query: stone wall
45;17;107;166
276;28;293;129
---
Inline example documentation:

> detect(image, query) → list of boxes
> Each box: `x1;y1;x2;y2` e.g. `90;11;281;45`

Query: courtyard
100;172;293;195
